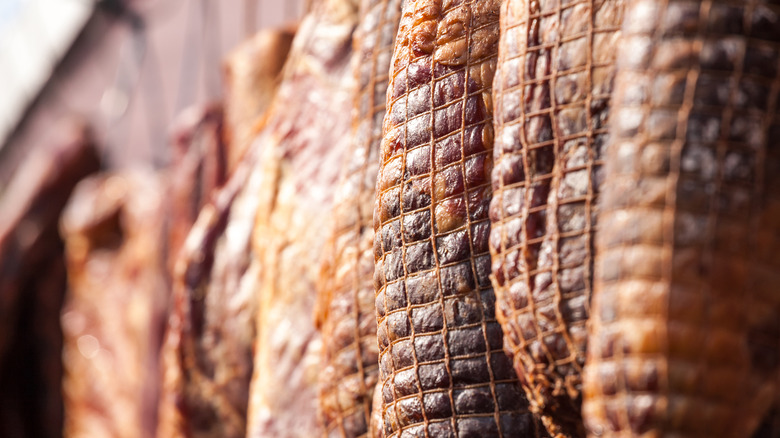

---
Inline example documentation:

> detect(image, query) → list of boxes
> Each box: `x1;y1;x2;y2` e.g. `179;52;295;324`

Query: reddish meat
245;0;359;436
0;121;99;438
223;27;295;171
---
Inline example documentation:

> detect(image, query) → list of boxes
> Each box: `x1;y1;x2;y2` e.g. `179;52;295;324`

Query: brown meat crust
583;0;780;436
373;0;547;436
488;0;624;436
316;0;403;437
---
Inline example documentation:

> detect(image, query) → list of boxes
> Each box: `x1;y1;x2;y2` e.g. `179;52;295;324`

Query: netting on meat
318;0;403;436
583;0;780;436
373;1;546;436
488;0;622;434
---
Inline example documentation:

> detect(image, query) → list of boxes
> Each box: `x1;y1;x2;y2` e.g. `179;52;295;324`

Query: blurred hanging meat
245;0;359;436
0;121;99;438
223;26;296;172
156;25;296;438
583;0;780;436
488;0;623;435
167;104;228;272
373;0;546;436
157;145;263;438
315;0;402;436
60;170;168;438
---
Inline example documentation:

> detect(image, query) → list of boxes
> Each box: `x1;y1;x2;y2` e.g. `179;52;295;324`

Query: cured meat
373;0;546;436
245;0;358;435
157;144;262;438
315;0;403;436
61;170;168;438
167;104;227;272
488;0;623;435
0;121;99;438
583;0;780;436
223;27;295;171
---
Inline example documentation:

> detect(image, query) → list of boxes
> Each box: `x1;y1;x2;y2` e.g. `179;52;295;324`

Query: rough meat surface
316;0;403;436
157;146;261;438
488;0;623;435
373;0;547;436
245;0;358;436
583;0;780;436
61;170;168;438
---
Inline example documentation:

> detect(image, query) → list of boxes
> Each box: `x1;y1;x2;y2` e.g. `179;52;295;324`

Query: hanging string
200;0;222;102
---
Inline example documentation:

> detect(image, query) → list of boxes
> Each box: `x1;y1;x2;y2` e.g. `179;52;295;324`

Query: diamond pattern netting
373;0;548;436
317;0;404;436
488;0;623;436
583;0;780;436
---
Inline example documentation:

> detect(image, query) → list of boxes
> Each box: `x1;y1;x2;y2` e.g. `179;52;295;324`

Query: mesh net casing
583;0;780;436
317;0;404;436
373;0;548;436
488;0;624;436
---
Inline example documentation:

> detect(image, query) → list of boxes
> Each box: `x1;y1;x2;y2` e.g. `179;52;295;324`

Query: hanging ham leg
373;0;547;436
583;0;780;436
488;0;624;435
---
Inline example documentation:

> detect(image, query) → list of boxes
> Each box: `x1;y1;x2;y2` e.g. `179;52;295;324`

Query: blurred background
0;1;306;436
0;0;305;180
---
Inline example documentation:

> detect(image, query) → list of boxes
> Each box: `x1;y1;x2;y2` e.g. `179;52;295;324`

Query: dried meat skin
157;146;261;438
488;0;623;436
583;0;780;436
317;0;403;437
374;1;546;436
246;0;359;436
0;122;99;438
61;170;168;438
